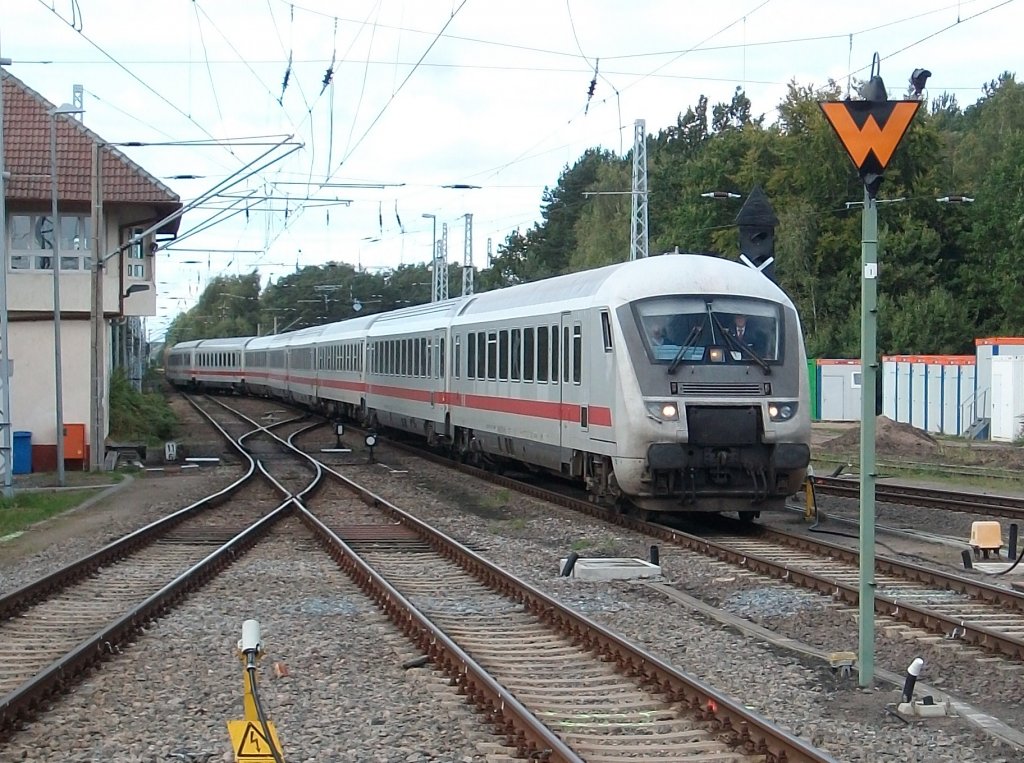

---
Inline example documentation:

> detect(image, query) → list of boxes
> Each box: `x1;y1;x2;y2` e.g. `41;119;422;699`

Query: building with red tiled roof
2;68;182;472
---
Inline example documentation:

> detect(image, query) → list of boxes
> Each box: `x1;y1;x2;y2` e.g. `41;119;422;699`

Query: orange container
63;423;86;460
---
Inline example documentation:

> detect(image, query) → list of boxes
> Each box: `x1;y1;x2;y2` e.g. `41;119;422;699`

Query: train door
559;310;587;456
432;328;450;440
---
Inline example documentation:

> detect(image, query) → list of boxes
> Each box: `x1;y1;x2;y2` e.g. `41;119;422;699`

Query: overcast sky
2;0;1020;339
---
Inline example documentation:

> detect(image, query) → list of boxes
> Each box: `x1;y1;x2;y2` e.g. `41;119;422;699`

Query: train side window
573;324;582;384
510;329;521;381
563;326;571;383
600;311;612;351
422;337;429;377
486;331;498;380
524;328;535;381
440;337;445;378
476;332;486;379
466;334;474;379
498;330;509;381
550;325;560;385
538;326;549;382
414;338;421;377
454;335;461;379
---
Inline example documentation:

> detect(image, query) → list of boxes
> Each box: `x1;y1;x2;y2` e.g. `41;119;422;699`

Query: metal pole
50;112;66;487
0;60;14;497
422;213;437;302
858;186;878;686
89;142;104;471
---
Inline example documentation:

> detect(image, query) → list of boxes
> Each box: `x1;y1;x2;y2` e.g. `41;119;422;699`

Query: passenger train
166;253;812;517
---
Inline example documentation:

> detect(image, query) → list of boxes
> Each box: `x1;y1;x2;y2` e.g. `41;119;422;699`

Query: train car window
600;311;613;351
498;330;509;381
573;324;582;384
454;336;461;379
413;338;420;376
422;337;429;377
537;326;548;382
510;329;521;381
562;326;570;383
440;337;446;378
466;334;474;379
486;331;498;380
524;328;535;382
476;333;486;379
551;325;560;385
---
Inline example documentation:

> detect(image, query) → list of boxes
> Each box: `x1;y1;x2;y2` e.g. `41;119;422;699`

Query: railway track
370;432;1024;663
813;475;1024;522
299;467;834;762
0;399;282;734
3;395;837;762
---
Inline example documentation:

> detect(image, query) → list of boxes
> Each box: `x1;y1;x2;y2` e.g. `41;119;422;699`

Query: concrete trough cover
973;562;1023;576
559;557;662;581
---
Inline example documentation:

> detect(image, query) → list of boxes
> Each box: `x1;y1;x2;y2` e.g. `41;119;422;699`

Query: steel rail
814;475;1024;521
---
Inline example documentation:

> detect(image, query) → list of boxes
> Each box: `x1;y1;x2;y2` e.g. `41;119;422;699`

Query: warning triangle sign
227;719;283;762
819;100;920;176
237;722;271;757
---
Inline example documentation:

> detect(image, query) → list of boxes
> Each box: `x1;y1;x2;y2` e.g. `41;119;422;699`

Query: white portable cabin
973;338;1024;439
816;359;862;421
990;356;1024;442
881;355;976;436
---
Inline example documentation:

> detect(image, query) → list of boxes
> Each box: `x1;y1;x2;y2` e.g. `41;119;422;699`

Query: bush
108;368;177;442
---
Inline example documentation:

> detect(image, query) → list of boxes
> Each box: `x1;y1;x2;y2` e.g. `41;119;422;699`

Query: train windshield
636;296;782;365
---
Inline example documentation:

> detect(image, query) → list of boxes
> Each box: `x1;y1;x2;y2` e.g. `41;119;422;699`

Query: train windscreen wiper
712;314;772;375
667;324;703;375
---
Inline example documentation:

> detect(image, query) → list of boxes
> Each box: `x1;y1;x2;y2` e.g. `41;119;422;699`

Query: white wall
9;318;109;445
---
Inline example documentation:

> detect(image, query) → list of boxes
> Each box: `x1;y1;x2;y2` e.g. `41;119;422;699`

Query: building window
125;227;148;280
8;213;92;271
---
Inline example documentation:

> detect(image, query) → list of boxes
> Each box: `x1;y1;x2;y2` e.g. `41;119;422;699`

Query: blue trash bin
13;431;32;474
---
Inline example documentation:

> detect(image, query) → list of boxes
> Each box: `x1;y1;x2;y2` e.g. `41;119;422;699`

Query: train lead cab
624;292;810;513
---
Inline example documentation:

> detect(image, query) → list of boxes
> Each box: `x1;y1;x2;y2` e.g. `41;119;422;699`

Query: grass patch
570;538;594;551
0;489;100;536
109;368;177;443
482;489;512;511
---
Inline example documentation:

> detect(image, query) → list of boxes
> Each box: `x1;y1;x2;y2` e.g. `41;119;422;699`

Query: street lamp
50;103;84;487
0;57;13;497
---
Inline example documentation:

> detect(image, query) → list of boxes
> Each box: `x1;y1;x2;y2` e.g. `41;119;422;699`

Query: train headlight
645;401;679;422
708;347;725;363
768;402;798;422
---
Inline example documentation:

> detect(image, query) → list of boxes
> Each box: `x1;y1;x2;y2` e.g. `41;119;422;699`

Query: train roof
452;253;794;321
194;336;256;350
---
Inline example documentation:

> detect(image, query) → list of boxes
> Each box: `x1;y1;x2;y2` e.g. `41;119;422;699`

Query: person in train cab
730;314;765;355
648;321;669;345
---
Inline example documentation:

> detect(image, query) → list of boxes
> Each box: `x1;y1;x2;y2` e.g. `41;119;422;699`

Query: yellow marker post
804;465;816;521
227;620;285;763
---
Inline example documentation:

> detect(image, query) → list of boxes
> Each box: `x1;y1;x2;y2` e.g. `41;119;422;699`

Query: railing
960;386;989;439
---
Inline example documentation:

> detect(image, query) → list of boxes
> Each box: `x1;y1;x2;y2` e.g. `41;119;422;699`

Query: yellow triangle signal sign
819;100;920;176
227;719;284;762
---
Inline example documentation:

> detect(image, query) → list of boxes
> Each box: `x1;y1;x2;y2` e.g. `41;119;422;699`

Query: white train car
282;324;330;406
243;333;286;397
314;314;384;422
363;302;464;445
191;337;253;392
169;253;811;515
165;339;202;387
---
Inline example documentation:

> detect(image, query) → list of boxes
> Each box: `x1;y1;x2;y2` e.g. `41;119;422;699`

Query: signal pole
820;54;919;686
